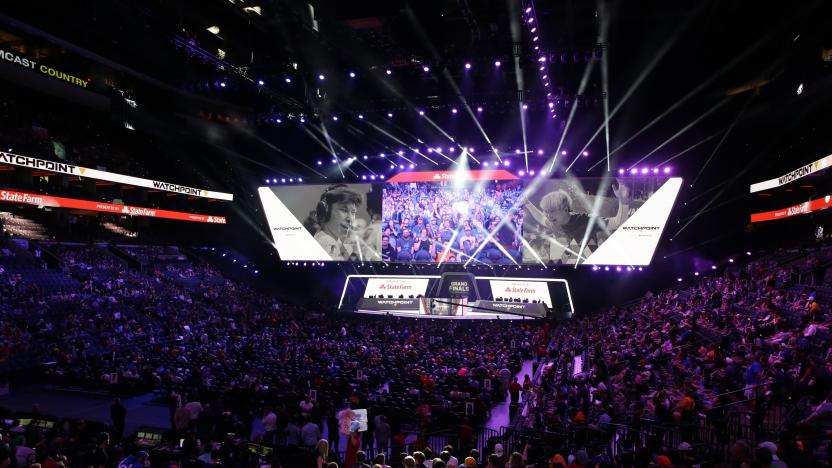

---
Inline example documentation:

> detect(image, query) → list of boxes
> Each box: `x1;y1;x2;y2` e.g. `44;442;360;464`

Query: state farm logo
787;203;809;216
378;284;412;290
431;173;452;180
504;287;535;293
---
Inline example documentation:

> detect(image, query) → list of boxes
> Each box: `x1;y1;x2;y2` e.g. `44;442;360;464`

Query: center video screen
258;172;682;265
381;180;524;264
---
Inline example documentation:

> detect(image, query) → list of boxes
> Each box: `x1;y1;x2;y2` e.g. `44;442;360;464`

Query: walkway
484;359;535;430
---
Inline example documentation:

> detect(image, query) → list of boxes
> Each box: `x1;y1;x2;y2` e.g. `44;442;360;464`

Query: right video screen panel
521;177;682;266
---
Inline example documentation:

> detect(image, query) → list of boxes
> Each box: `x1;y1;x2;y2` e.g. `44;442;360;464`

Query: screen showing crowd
258;174;680;265
380;180;523;264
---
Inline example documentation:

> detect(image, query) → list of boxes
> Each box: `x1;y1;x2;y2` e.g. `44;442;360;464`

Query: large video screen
259;172;682;265
381;179;523;264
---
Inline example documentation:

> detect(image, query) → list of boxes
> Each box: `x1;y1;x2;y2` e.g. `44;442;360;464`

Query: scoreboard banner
488;279;553;307
749;154;831;193
0;151;234;201
0;188;227;224
750;195;832;223
364;277;430;298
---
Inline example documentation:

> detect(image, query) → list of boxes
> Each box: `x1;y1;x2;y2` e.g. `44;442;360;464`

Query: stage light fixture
451;108;458;114
630;168;638;175
677;278;682;282
298;178;303;182
694;272;699;276
561;150;567;155
525;6;532;13
529;170;536;175
663;167;671;174
796;83;803;95
362;155;368;160
533;36;539;42
427;148;433;153
397;150;404;156
468;147;474;152
729;258;734;263
349;71;356;78
423;66;430;72
531;27;537;33
494;60;501;67
711;265;717;270
370;175;376;180
435;147;442;152
503;160;510;167
316;160;322;166
528;17;534;23
618;169;625;174
638;267;643;271
519;170;525;176
641;167;649;174
385;69;392;75
418;110;425;115
582;151;589;156
380;153;386;157
746;251;751;255
281;178;286;183
358;114;364;119
284;77;291;83
219;82;226;88
409;164;415;169
483;161;490;167
398;164;404;169
387;112;393;118
331;158;337;164
318;74;325;80
257;80;265;86
522;104;529;110
604;266;609;271
361;175;367;180
379;175;385;179
537;149;544;155
476;106;483;112
332;116;338;121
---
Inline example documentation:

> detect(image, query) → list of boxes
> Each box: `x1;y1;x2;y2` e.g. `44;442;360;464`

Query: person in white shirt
261;407;277;445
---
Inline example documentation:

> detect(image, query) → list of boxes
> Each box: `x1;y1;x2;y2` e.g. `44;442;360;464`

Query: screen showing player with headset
259;183;382;261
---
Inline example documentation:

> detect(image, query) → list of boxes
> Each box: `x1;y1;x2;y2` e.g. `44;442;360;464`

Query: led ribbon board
750;195;832;222
0;151;233;201
0;189;227;224
749;154;831;193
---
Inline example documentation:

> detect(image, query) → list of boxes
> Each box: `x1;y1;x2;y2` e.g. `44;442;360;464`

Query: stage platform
355;308;535;320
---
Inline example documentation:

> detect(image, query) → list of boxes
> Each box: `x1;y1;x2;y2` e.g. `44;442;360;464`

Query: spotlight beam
357;121;438;165
573;3;691;165
689;96;752;187
300;125;346;178
654;131;721;167
627;97;731;170
552;60;597;173
585;19;796;172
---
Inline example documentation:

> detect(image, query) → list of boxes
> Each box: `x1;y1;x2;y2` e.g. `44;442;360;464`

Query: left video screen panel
258;184;382;261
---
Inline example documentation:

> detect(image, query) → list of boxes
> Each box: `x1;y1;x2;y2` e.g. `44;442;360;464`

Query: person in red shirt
509;377;521;404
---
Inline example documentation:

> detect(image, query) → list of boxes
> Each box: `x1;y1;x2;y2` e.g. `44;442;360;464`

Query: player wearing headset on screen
314;184;363;261
524;179;631;263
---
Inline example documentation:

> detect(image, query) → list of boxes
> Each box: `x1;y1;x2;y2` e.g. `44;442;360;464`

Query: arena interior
0;1;830;467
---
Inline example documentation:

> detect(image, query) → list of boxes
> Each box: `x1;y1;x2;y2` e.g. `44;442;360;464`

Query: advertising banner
0;151;234;201
749;154;831;193
364;277;430;298
488;279;553;307
0;189;227;224
750;195;832;222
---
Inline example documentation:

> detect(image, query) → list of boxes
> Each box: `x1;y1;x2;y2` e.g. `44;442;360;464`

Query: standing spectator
110;398;126;442
262;406;278;446
374;415;391;456
302;420;322;448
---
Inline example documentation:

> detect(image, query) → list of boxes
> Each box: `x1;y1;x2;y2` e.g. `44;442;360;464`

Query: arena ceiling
1;0;830;270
